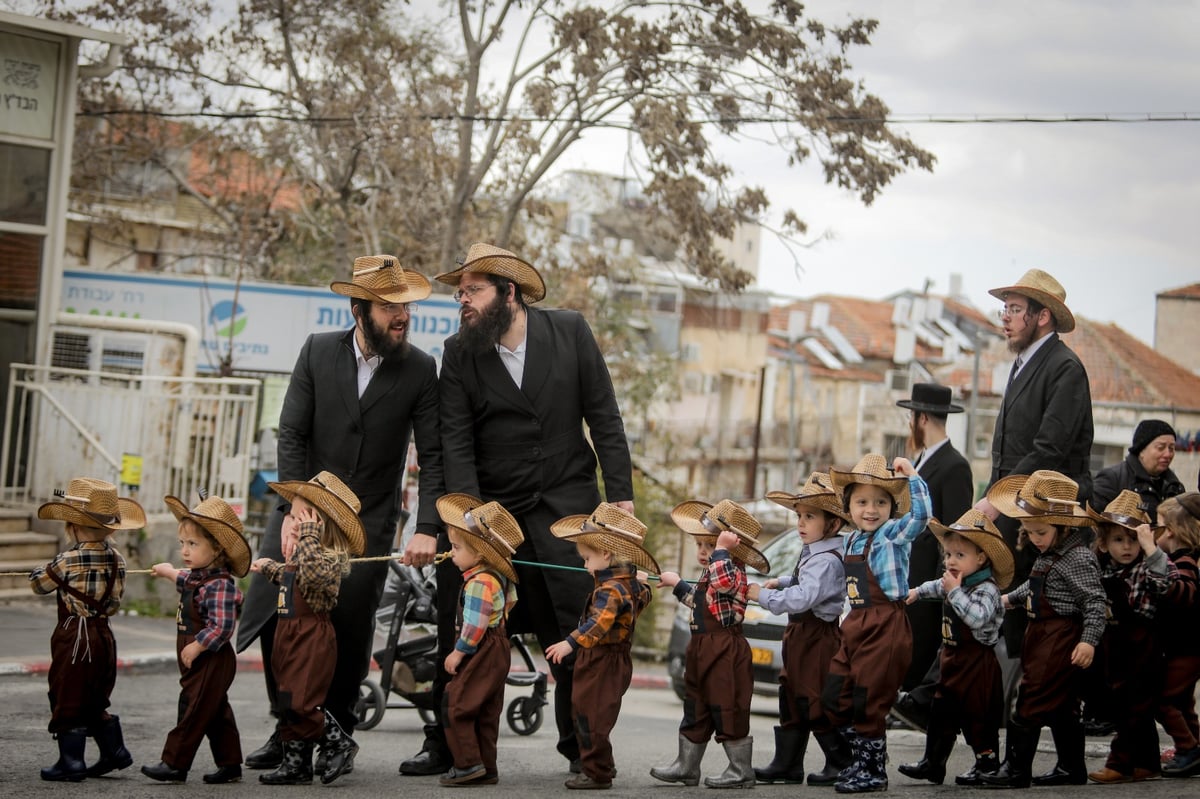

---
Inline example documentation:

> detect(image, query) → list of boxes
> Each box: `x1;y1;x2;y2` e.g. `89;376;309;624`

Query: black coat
1091;453;1184;519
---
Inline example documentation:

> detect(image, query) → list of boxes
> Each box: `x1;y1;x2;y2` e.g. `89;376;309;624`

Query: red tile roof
1157;283;1200;300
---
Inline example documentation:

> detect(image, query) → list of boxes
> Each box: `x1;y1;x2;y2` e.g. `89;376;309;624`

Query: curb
0;652;265;677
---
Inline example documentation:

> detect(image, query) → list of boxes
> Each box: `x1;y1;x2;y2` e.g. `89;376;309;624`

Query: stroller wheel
355;679;387;731
506;696;543;736
418;706;437;725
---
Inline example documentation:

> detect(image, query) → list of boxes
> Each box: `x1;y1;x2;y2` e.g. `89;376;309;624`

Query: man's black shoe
203;765;242;784
890;693;929;734
245;731;283;770
399;747;448;776
141;761;188;782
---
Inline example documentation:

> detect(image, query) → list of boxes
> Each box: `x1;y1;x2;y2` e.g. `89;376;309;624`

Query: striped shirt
1100;547;1176;622
177;568;243;651
456;565;517;655
843;475;933;601
671;549;750;627
258;523;343;613
568;563;651;650
1007;528;1107;646
29;540;125;617
915;569;1004;646
757;536;845;622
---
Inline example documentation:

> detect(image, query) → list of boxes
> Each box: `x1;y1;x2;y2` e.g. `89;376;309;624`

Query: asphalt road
1;665;1194;798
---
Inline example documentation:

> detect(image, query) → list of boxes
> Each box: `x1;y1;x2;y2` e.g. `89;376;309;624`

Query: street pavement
1;598;1195;797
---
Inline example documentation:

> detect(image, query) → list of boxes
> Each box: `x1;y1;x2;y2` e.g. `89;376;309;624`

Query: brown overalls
823;533;912;737
930;583;1002;753
272;564;335;741
1015;554;1082;725
46;560;117;733
160;573;242;770
1100;571;1162;773
779;552;843;733
680;573;752;744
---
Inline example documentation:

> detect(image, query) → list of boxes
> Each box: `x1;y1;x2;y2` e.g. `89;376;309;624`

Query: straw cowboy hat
988;268;1075;334
164;491;252;577
1086;488;1152;531
37;477;146;531
896;383;964;415
330;254;433;305
550;502;661;574
670;499;770;573
434;242;547;304
766;472;852;525
830;454;911;518
929;509;1015;590
985;469;1092;527
268;471;366;556
436;493;525;584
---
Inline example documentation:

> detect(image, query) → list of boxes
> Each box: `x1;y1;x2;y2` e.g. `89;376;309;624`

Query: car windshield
747;531;806;581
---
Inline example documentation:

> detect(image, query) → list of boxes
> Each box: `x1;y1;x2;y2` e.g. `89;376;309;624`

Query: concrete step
0;586;39;604
0;531;59;561
0;559;46;594
0;510;35;534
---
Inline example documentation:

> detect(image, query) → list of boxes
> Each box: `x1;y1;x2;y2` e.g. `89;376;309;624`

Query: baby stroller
354;557;548;736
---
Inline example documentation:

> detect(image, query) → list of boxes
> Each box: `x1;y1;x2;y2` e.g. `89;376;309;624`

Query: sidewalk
0;599;672;689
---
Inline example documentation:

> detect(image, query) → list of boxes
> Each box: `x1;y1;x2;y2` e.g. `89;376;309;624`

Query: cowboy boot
754;726;808;783
258;739;313;785
979;719;1040;789
650;733;708;785
897;730;956;784
41;729;88;782
245;729;283;769
705;736;756;788
954;751;1000;786
319;709;359;785
85;715;133;777
1032;715;1087;785
835;735;888;793
809;728;854;786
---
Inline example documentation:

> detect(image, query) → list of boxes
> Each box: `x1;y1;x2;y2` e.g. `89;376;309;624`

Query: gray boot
650;734;708;786
705;736;756;789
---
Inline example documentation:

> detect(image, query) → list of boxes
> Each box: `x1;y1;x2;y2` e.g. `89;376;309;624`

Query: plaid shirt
258;523;342;613
568;563;651;650
844;475;932;601
456;566;517;655
1007;528;1107;646
1100;548;1177;622
29;540;125;617
672;549;749;627
916;569;1004;646
177;568;243;651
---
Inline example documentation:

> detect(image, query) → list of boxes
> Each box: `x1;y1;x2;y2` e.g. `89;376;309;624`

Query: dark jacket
1091;453;1184;519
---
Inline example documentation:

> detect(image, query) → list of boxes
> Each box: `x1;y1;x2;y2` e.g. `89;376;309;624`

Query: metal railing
1;363;259;517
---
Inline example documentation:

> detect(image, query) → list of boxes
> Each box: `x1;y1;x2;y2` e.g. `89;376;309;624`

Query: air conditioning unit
50;325;187;377
887;369;911;393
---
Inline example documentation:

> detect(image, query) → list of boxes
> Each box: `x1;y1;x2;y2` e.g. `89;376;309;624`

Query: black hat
896;383;963;415
1129;419;1176;456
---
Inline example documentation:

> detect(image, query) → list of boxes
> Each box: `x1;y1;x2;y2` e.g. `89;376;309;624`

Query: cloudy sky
552;0;1200;347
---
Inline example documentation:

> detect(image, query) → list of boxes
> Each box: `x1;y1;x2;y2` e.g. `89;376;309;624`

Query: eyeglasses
453;284;491;302
376;302;416;316
996;304;1029;321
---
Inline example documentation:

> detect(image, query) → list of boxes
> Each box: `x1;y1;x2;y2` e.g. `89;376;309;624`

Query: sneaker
1164;746;1200;778
565;773;611;790
439;765;487;786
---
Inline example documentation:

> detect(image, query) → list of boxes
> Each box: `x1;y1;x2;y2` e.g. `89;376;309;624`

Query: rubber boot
1032;716;1087;785
808;728;854;786
705;736;756;788
897;731;956;784
258;739;314;785
245;729;283;770
85;715;133;777
320;710;359;785
979;720;1040;789
651;733;708;785
835;727;863;784
755;726;808;784
955;751;1000;786
835;735;887;793
41;729;88;782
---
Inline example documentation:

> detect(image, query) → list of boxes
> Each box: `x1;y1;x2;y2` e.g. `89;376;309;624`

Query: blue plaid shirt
843;475;932;601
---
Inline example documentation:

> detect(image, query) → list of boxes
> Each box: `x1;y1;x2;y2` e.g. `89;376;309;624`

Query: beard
457;292;515;355
1005;318;1038;354
360;309;410;360
907;415;926;453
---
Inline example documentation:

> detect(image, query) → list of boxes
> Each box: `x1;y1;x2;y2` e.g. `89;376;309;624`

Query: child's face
694;538;717;568
1021;520;1059;552
178;520;220;570
1100;527;1142;565
1155;512;1178;552
577;542;613;573
848;484;893;532
447;528;481;572
942;533;987;580
795;507;838;546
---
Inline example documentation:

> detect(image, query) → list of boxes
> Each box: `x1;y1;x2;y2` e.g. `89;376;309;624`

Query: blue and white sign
60;270;461;374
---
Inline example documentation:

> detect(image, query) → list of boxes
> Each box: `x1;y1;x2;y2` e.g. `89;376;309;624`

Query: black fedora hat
896;383;963;414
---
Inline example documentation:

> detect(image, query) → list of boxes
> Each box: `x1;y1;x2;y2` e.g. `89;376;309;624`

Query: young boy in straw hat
435;493;524;787
1154;493;1200;778
978;469;1105;789
749;473;851;786
820;453;929;794
30;477;145;782
651;498;770;789
546;503;658;790
141;490;253;784
1085;490;1177;784
251;471;365;786
899;509;1014;787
